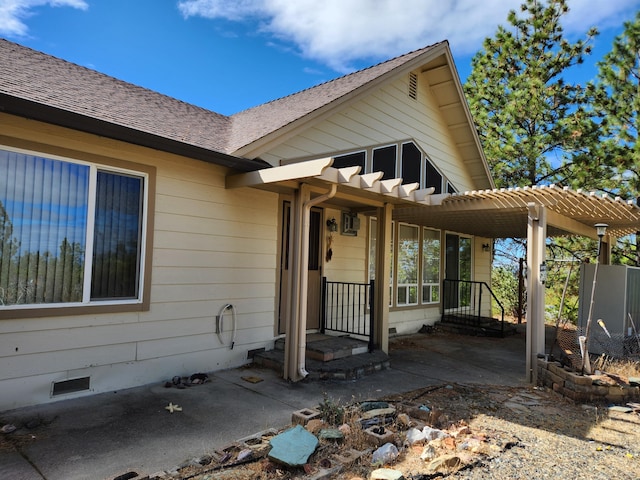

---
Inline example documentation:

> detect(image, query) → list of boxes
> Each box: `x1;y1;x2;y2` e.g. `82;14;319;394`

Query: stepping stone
268;425;318;467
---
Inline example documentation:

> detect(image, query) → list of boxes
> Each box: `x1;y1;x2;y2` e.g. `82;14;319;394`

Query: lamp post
581;223;608;374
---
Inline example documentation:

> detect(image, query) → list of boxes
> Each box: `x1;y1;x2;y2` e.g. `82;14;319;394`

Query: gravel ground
381;383;640;480
170;381;640;480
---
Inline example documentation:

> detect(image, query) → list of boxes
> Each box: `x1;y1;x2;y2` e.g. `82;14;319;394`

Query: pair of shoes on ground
164;373;209;389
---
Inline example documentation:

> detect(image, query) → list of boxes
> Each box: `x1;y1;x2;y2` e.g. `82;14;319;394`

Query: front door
278;202;322;334
444;233;472;309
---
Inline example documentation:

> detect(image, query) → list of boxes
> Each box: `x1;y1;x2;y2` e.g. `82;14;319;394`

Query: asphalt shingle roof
228;43;444;153
0;39;444;160
0;39;232;153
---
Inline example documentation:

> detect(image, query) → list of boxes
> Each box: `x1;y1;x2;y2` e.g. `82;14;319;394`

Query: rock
360;401;390;412
426;454;462;473
237;448;253;461
318;428;344;440
1;424;16;434
591;375;618;386
396;413;411;427
423;426;448;441
370;468;405;479
420;444;436;461
405;427;426;445
449;424;471;437
338;423;351;436
268;425;319;467
361;407;396;420
371;442;399;466
306;418;326;434
608;405;633;413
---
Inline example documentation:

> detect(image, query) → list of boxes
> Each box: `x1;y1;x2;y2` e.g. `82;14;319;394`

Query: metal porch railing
321;278;374;352
442;279;505;336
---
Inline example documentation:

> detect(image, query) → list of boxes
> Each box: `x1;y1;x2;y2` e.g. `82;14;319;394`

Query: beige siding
322;207;368;284
260;77;489;336
262;76;475;192
0;115;279;410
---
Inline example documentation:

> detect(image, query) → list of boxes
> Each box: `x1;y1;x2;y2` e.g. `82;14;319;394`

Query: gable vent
51;376;91;396
408;72;418;100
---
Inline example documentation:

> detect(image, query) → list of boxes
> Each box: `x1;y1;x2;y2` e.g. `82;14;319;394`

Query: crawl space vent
409;72;418;100
52;376;90;396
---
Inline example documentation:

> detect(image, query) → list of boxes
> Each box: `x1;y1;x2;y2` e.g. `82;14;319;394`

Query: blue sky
0;0;639;116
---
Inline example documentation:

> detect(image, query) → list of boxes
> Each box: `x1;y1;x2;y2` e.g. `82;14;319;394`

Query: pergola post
283;186;305;381
526;203;547;384
373;203;393;353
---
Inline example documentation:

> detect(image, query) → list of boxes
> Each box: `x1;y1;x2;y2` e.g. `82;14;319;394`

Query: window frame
332;141;454;193
396;223;419;307
421;227;441;305
368;217;444;310
0;143;155;319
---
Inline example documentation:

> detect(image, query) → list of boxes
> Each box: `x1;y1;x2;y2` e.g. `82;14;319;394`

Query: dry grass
592;356;640;379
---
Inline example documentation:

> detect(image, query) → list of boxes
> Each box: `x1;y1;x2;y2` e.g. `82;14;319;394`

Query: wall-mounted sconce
540;261;547;284
326;217;338;232
482;243;491;252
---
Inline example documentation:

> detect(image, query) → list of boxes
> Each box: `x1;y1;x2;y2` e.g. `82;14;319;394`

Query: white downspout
297;183;337;378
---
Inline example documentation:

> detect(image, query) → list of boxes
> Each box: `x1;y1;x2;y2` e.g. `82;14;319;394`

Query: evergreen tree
0;201;20;305
586;11;640;199
464;0;598;188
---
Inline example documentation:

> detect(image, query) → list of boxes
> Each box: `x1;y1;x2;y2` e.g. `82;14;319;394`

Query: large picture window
0;147;147;309
368;218;443;308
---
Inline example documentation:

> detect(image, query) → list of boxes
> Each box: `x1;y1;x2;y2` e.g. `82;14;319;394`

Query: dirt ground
161;378;640;480
3;381;638;479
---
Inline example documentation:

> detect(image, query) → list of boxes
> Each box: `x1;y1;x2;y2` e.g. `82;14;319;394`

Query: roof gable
0;39;492;187
227;43;445;154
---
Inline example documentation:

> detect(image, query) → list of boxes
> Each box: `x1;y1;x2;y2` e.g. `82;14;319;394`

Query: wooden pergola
228;159;640;383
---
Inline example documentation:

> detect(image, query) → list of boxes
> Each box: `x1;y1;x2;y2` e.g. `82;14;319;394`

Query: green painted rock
268;425;318;467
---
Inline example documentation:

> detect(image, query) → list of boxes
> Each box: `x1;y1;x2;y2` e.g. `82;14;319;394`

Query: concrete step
435;320;517;337
274;334;370;362
255;334;389;380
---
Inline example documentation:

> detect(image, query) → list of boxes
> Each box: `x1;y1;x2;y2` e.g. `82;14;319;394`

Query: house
2;39;640;411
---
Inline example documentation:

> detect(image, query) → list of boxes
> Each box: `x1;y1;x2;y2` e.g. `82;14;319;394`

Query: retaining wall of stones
537;358;640;404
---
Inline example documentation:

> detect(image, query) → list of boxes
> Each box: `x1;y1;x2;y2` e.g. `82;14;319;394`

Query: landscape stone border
537;358;640;403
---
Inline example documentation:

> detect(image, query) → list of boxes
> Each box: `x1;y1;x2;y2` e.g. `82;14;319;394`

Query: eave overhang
0;94;268;172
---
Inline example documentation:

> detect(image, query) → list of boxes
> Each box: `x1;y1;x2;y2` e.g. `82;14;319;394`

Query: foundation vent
409;72;418;100
51;376;91;396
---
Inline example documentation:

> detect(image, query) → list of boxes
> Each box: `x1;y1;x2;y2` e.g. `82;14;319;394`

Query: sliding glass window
0;147;146;309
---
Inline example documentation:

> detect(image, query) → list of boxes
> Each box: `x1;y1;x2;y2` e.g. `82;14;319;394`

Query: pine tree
464;0;598;188
587;11;640;199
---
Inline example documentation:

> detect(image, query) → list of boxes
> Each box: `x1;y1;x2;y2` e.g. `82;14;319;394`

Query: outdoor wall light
482;243;491;252
595;223;608;239
326;218;338;232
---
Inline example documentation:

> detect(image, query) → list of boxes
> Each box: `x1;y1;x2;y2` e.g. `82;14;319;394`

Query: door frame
278;200;323;334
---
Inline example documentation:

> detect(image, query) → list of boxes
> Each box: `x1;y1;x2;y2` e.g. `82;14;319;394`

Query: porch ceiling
227;159;640;240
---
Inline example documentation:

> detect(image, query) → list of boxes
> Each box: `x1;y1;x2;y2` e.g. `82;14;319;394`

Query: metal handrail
321;278;374;352
442;279;505;335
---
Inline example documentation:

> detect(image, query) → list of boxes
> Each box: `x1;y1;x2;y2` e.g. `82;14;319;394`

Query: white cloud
0;0;87;37
178;0;640;72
